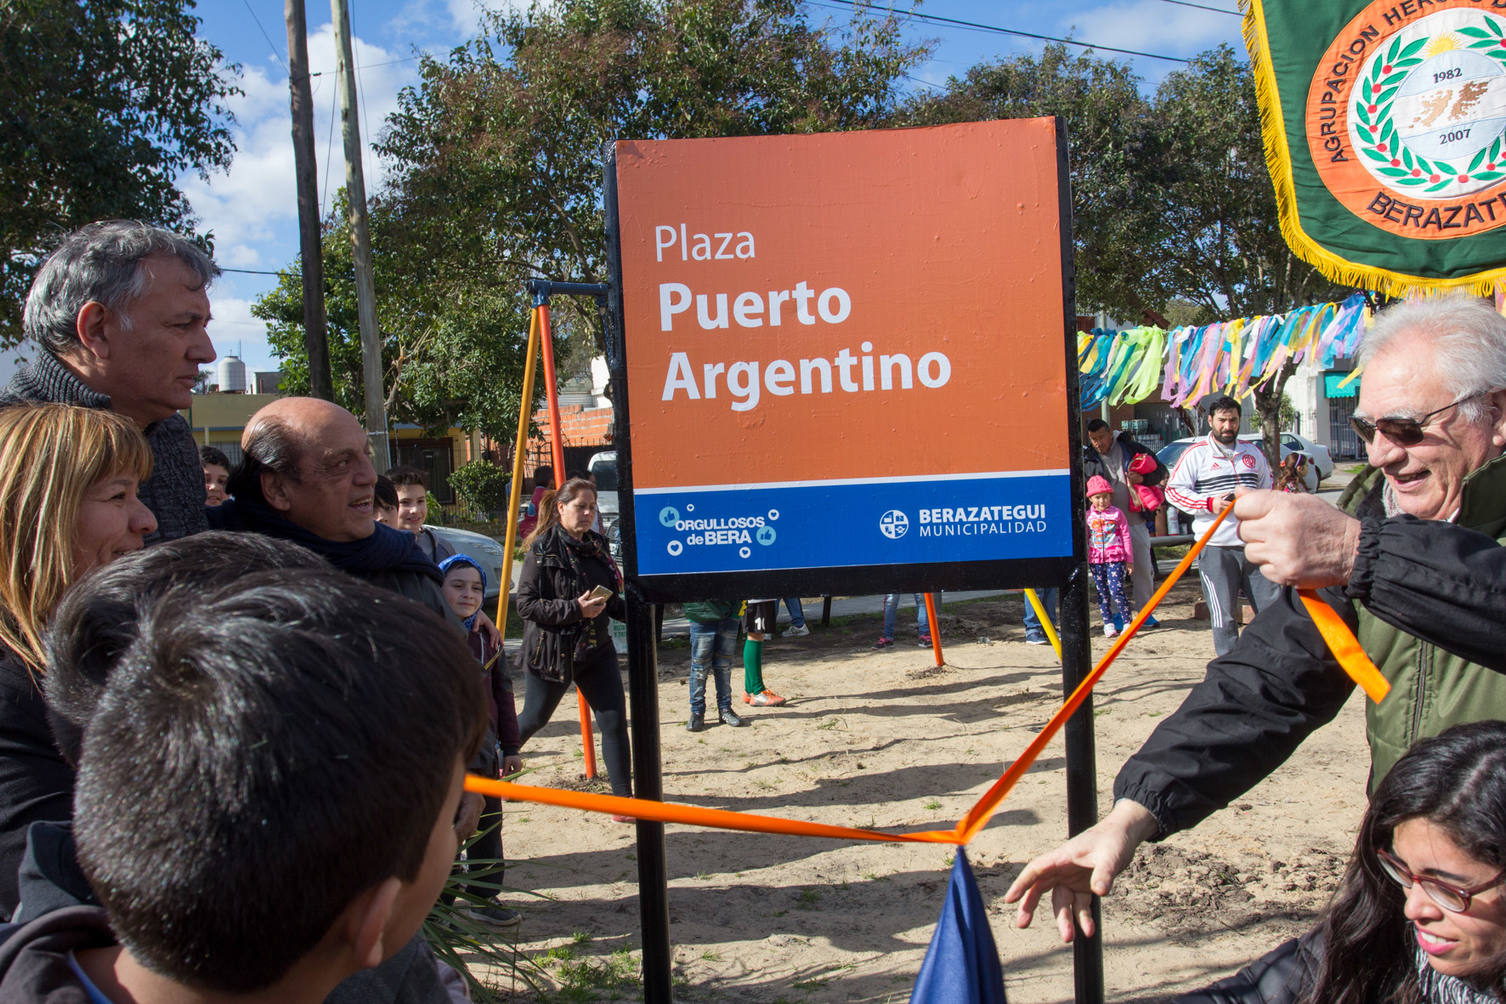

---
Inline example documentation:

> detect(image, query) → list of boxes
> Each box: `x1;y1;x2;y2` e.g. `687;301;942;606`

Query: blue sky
190;0;1245;375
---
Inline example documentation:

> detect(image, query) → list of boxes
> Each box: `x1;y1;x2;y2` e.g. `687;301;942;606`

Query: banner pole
535;293;598;781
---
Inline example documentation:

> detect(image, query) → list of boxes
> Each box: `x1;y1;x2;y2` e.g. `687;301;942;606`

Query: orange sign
610;121;1076;578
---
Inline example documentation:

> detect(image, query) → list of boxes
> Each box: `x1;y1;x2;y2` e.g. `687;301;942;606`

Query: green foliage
0;0;239;345
252;194;535;441
1145;45;1347;320
450;460;512;515
374;0;927;358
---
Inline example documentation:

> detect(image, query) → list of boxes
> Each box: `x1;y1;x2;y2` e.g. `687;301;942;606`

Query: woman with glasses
1178;720;1506;1003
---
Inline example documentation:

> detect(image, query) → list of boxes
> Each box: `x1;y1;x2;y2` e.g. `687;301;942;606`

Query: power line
1157;0;1241;15
806;0;1194;63
220;267;284;276
239;0;288;73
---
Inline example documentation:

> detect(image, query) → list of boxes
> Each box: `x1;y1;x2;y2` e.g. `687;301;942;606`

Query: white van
588;450;620;557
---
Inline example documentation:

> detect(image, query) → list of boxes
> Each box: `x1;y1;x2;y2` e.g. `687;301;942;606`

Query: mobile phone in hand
589;584;615;601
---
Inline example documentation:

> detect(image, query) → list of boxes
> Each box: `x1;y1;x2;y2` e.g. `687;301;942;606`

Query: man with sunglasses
1006;294;1506;946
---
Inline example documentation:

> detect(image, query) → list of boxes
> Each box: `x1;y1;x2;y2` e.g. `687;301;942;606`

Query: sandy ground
479;583;1369;1002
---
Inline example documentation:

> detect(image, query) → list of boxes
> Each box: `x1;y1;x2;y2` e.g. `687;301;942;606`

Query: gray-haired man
6;220;218;541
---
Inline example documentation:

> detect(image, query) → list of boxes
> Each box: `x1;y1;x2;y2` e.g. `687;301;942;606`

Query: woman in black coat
514;478;632;810
0;404;156;918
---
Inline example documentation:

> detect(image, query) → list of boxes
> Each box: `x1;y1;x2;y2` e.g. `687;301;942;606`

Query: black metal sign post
599;118;1099;1003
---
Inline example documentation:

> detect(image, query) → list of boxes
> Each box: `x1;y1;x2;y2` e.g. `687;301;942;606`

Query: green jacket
1353;453;1506;787
1116;451;1506;835
682;600;739;624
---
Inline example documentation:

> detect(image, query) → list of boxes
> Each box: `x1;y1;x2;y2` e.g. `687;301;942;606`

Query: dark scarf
210;495;441;583
549;525;622;588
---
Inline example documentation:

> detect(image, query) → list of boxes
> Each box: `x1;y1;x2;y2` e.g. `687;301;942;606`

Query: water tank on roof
217;356;246;393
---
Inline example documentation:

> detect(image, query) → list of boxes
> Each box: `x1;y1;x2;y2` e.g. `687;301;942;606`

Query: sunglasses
1350;391;1486;447
1377;847;1506;913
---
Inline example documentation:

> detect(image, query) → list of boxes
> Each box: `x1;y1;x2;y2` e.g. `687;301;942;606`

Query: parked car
1265;432;1334;481
429;524;507;605
588;450;621;558
1155;435;1320;534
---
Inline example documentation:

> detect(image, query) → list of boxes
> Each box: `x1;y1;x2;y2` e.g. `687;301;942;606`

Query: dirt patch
478;583;1371;1002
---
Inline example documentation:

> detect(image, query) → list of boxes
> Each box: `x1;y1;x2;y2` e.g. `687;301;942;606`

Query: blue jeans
882;593;934;638
782;596;806;628
1023;587;1059;638
688;617;740;714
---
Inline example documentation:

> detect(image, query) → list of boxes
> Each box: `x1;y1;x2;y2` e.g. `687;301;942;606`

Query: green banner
1244;0;1506;293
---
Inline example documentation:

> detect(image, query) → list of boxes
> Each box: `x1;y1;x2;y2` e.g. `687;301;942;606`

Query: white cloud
183;22;414;277
1059;2;1237;60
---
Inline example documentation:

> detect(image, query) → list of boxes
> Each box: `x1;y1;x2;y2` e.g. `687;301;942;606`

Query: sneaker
465;903;521;926
687;711;705;733
1104;624;1119;638
918;634;932;647
781;623;810;637
873;636;894;649
1142;615;1160;629
719;708;746;727
1024;632;1048;646
747;689;787;707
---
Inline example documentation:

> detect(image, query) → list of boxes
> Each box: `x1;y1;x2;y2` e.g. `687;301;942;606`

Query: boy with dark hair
199;445;231;507
0;567;485;1001
389;465;454;564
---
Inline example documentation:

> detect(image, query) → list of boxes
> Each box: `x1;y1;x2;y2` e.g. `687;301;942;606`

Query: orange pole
923;592;943;667
535;300;598;781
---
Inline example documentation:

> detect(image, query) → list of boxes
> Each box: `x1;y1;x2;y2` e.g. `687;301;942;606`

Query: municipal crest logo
1242;454;1257;469
879;510;909;540
1307;4;1506;238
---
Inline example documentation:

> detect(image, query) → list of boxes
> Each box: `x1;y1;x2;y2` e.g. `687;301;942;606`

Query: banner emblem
1246;0;1506;291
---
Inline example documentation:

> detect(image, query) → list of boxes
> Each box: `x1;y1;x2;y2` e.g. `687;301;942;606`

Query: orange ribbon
1297;589;1390;702
469;501;1387;840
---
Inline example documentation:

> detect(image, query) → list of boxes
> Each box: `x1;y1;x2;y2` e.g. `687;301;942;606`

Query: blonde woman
0;404;155;918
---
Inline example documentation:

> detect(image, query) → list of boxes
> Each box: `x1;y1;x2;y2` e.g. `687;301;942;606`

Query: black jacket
1173;931;1321;1004
1083;433;1166;524
0;651;72;922
0;351;206;544
1115;472;1506;838
515;526;624;684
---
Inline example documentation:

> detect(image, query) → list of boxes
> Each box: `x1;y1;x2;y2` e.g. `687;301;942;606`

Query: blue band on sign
634;472;1074;575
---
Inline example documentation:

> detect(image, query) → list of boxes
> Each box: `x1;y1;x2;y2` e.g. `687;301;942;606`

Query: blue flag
911;849;1006;1003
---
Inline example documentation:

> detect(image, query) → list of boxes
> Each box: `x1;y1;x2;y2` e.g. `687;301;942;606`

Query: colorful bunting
1076;293;1370;409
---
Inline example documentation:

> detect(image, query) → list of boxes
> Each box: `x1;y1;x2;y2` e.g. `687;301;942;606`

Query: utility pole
283;0;334;402
330;0;390;471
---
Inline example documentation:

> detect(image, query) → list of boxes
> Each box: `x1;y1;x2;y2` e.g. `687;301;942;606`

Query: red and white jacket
1166;435;1271;547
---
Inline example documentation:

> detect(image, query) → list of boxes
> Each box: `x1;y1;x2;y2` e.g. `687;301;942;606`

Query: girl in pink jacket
1085;474;1135;637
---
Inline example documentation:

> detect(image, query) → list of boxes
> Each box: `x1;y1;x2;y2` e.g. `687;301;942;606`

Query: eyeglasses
1376;847;1506;913
1350;391;1487;447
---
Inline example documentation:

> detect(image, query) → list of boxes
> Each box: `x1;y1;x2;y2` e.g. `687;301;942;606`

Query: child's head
1086;475;1113;510
439;553;487;629
72;568;485;994
373;475;399;526
44;531;327;765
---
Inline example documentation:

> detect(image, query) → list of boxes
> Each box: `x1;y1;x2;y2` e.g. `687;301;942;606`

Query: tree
253;194;539;443
0;0;239;345
1145;46;1349;463
373;0;926;359
898;43;1161;319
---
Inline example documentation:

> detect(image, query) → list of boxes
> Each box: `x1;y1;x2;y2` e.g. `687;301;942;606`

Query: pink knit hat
1086;475;1113;499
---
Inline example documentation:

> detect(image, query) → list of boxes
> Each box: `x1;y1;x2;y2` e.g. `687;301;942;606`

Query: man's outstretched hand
1003;799;1158;943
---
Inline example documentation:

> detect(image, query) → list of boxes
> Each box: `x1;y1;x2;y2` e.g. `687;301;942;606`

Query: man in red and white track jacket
1166;396;1281;655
